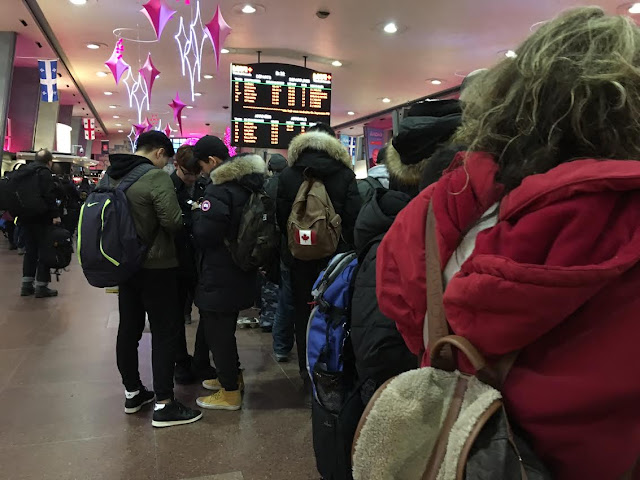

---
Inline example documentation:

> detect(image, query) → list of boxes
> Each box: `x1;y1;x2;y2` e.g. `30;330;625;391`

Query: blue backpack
77;164;154;288
306;251;359;412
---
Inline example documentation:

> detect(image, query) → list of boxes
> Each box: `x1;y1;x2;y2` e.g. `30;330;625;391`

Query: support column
0;32;17;151
8;67;40;153
33;100;60;151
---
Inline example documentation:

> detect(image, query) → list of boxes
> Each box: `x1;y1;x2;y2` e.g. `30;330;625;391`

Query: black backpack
4;166;49;218
226;189;279;272
357;177;383;204
40;225;73;270
78;164;155;288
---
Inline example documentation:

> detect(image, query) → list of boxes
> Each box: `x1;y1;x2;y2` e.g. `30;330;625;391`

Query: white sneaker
237;317;259;329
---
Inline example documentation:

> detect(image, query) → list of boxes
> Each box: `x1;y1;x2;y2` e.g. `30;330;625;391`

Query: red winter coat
376;152;640;479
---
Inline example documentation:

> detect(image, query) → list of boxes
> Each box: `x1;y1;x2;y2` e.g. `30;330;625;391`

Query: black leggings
201;310;240;391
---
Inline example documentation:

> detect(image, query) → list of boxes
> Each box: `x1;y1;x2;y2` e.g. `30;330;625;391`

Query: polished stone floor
0;238;317;480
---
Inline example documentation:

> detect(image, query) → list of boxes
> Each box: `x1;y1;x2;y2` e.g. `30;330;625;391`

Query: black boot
35;286;58;298
20;282;35;297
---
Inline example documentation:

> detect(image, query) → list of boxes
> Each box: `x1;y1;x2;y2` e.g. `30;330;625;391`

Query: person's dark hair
136;131;175;158
35;148;53;165
419;145;466;190
454;7;640;194
308;122;336;137
175;145;200;174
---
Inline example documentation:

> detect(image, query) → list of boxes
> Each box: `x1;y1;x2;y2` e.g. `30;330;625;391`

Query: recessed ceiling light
96;71;108;77
113;115;120;119
69;0;86;4
87;43;100;50
117;129;124;133
630;3;640;13
203;74;214;79
104;91;113;96
186;105;194;109
242;4;257;14
181;115;188;119
347;111;355;116
505;50;517;58
383;22;398;34
115;123;122;126
382;97;391;103
332;60;342;67
109;105;117;109
194;92;202;97
430;79;443;85
221;48;230;54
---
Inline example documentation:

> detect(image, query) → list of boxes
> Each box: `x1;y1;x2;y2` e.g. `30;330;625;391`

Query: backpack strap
115;163;156;192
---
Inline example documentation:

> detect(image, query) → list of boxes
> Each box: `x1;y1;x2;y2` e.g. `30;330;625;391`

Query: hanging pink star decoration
105;38;130;85
204;5;232;72
144;117;155;132
169;92;187;135
133;123;147;138
176;0;190;4
141;0;177;40
139;53;161;104
224;126;237;156
164;124;173;137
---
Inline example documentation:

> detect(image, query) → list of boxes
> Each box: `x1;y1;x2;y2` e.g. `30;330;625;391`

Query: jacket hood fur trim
385;142;427;187
288;131;352;169
210;154;266;185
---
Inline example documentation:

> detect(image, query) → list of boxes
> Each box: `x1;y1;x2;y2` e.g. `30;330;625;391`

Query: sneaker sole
152;412;203;428
20;291;34;297
195;399;241;410
201;381;221;392
124;396;155;414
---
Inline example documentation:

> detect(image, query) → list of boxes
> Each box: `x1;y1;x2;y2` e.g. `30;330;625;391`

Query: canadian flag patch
295;229;316;246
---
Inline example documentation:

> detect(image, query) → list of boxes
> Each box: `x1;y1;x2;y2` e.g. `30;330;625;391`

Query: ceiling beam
21;0;108;135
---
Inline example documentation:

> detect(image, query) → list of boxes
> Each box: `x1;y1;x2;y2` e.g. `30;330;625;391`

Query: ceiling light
630;3;640;13
115;123;122;126
194;92;202;97
430;79;443;85
242;4;257;14
117;130;124;133
221;48;230;54
505;50;517;58
69;0;87;4
383;22;398;34
96;71;108;77
109;105;117;109
382;97;391;103
347;111;355;116
203;74;214;79
181;115;188;119
113;115;120;119
86;43;100;50
186;105;194;109
332;60;342;67
104;91;113;96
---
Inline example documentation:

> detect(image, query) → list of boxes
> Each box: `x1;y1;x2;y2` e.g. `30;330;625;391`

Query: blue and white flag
38;59;58;102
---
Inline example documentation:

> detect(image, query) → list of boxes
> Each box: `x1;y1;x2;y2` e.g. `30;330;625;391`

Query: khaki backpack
287;173;342;261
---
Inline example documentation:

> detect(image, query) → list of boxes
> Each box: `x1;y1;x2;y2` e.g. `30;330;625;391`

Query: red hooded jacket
377;152;640;479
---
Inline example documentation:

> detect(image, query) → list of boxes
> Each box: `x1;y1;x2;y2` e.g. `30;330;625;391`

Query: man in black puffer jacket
192;148;266;412
276;123;362;391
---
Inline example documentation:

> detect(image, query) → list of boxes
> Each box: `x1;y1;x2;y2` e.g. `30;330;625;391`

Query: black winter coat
192;154;266;313
171;171;197;281
351;189;417;392
276;131;362;266
15;163;60;225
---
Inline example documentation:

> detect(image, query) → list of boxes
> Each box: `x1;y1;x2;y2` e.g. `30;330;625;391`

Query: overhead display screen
231;63;332;149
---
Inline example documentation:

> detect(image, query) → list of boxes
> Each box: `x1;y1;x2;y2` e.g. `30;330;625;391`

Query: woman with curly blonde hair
376;7;640;478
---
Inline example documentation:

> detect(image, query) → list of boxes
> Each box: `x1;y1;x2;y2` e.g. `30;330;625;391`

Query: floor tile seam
0;433;123;450
0;349;31;394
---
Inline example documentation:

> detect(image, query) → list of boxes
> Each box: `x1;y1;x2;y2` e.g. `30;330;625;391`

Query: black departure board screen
231;63;332;149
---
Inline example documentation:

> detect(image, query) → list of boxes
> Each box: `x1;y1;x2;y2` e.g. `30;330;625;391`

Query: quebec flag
38;59;58;103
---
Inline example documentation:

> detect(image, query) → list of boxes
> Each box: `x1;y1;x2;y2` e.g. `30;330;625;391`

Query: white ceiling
0;0;633;143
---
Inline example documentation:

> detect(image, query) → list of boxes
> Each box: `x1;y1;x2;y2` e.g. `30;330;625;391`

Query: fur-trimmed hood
288;131;352;169
386;142;425;187
210;154;266;186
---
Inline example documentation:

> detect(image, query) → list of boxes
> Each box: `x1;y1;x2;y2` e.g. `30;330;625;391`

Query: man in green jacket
107;131;202;428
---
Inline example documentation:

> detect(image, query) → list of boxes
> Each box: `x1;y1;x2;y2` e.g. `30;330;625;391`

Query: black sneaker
35;286;58;298
152;400;202;428
124;386;155;414
20;283;35;297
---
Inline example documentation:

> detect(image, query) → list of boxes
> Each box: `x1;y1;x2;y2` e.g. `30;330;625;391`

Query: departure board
231;63;332;149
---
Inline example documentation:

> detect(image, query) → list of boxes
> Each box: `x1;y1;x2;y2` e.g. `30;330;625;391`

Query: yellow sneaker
202;373;244;392
196;389;242;411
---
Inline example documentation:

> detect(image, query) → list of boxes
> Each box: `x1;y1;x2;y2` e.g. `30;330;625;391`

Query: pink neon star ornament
169;92;187;135
133;123;147;138
204;5;232;72
141;0;176;40
164;124;173;137
139;54;161;103
144;117;155;132
104;39;130;85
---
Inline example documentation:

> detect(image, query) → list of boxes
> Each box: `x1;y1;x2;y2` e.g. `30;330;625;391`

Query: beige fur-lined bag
351;203;550;480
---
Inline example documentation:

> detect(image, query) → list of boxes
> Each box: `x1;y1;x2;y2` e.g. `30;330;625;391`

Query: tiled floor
0;240;317;480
